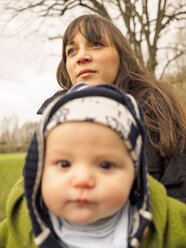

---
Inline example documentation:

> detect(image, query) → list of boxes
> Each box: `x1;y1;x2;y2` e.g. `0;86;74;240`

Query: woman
38;14;186;203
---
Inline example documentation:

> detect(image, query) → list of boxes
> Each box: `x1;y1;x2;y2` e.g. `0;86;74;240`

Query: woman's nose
77;50;92;65
70;168;95;189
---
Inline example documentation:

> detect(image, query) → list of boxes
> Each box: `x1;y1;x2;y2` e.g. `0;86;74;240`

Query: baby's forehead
45;120;131;157
47;120;118;135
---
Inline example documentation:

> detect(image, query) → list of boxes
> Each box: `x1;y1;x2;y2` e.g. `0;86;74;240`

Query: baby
1;83;186;248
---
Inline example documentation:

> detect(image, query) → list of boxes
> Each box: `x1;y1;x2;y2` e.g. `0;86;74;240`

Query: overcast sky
0;25;63;126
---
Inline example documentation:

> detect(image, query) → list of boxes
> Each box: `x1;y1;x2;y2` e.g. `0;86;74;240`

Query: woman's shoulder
160;149;186;203
146;138;186;203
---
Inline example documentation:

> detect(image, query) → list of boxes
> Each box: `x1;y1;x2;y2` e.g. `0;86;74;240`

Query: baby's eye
99;161;115;170
57;160;71;168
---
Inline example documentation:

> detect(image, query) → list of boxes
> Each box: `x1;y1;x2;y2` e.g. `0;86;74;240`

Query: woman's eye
99;161;115;170
67;48;75;56
92;41;104;47
57;160;71;168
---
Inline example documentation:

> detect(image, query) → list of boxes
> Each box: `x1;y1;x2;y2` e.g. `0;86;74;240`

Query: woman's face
65;31;120;86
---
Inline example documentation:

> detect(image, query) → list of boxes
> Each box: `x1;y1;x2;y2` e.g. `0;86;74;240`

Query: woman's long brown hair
56;14;186;157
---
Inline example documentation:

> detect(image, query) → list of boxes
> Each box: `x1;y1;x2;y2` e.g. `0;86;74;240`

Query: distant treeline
0;116;37;153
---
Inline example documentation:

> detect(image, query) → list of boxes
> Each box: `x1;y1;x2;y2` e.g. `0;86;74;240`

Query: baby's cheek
42;183;59;213
106;188;129;209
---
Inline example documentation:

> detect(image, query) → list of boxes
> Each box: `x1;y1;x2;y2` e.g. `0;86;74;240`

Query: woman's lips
78;69;95;78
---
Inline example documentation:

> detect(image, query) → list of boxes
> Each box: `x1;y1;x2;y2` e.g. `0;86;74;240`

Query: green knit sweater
0;175;186;248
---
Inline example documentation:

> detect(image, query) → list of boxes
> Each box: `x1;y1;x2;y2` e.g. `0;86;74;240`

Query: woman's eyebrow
66;36;107;47
66;40;75;46
95;36;108;43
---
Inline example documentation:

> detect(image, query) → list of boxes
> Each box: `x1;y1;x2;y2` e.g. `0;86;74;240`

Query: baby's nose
70;168;95;189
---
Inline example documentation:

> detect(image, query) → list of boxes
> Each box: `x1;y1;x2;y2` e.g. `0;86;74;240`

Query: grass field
0;153;26;222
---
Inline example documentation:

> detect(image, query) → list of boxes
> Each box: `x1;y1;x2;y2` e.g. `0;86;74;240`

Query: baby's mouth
76;199;90;204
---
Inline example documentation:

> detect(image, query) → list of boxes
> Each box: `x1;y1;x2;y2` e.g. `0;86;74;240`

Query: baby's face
42;122;134;224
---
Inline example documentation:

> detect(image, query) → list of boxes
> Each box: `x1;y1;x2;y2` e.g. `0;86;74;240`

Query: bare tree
18;121;37;145
1;0;186;77
0;115;19;146
0;116;37;152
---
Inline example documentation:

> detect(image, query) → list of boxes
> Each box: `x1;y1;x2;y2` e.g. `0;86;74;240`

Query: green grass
0;153;26;222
